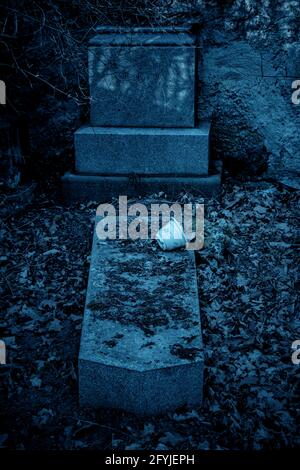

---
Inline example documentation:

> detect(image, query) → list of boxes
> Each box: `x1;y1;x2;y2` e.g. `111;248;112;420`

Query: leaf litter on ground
0;180;299;450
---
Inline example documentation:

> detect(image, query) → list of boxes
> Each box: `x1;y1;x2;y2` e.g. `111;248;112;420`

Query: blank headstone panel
89;26;196;128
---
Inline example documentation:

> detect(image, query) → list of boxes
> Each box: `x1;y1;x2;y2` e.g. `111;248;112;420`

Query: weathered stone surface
199;42;300;173
75;124;210;176
62;170;221;203
261;51;287;78
89;27;196;127
79;217;204;415
286;43;300;78
201;42;262;81
262;45;300;78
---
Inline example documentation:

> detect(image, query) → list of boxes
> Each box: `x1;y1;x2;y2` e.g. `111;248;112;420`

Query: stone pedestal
63;26;220;202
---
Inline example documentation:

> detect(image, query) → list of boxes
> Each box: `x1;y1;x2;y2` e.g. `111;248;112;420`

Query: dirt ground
0;179;299;450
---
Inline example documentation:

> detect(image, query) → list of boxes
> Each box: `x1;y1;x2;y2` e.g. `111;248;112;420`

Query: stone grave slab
62;24;220;204
75;123;210;176
89;26;196;127
79;216;204;415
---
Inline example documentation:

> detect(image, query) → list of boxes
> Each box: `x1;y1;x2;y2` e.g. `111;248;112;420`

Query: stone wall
193;0;300;175
199;40;300;175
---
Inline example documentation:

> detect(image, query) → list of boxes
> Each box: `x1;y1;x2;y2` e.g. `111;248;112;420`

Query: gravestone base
79;217;204;415
74;124;210;175
62;168;221;203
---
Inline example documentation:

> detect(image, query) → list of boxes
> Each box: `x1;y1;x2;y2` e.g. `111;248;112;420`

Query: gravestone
62;26;221;201
75;26;208;415
88;27;195;127
79;217;204;415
